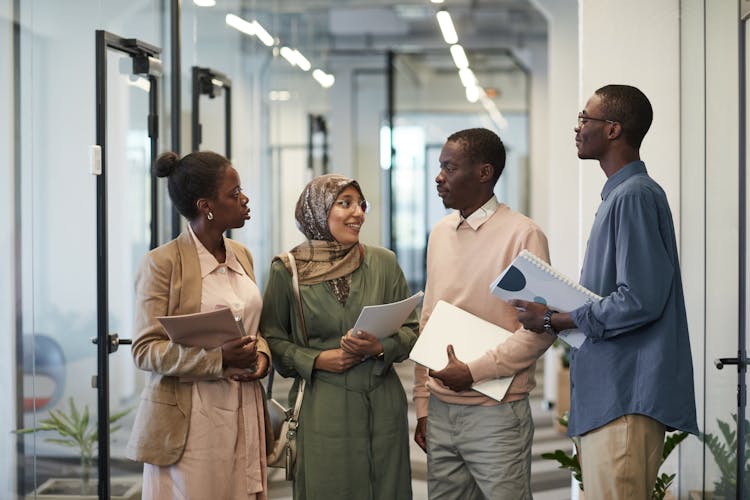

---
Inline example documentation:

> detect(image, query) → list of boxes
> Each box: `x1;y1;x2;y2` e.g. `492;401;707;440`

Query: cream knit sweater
413;202;554;418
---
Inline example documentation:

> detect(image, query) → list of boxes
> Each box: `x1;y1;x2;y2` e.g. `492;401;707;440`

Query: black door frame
307;113;330;176
191;65;231;157
191;66;232;237
94;30;161;499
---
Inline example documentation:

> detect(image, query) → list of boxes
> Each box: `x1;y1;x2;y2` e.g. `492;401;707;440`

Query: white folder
410;300;515;402
157;306;245;349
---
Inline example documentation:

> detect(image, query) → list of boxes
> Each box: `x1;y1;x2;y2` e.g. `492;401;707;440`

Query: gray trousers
426;396;533;500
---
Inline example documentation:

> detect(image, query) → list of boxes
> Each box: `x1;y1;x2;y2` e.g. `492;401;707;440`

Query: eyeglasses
333;198;370;213
577;113;617;128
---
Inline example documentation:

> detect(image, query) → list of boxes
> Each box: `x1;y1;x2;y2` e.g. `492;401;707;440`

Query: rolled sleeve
575;192;674;339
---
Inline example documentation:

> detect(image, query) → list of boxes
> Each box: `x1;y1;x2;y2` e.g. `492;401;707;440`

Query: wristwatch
543;309;557;336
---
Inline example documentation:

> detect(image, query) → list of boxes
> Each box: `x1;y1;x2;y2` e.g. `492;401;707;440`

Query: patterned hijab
276;174;365;304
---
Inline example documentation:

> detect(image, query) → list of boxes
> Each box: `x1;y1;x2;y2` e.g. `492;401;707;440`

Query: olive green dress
260;245;418;500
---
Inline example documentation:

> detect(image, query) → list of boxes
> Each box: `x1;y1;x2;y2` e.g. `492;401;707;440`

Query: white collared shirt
456;195;500;230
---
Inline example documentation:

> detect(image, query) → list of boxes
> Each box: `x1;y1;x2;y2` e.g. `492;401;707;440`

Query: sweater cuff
467;353;497;384
415;396;429;419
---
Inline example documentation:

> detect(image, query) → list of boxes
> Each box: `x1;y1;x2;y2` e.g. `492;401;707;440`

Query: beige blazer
125;231;270;466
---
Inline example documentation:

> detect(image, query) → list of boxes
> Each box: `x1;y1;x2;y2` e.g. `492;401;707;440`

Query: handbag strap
287;252;309;347
287;251;307;420
265;252;310;401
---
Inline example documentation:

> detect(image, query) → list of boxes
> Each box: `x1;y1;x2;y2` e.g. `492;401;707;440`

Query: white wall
579;0;681;249
526;39;549;229
681;0;742;495
0;0;18;496
573;0;745;497
570;0;707;497
531;0;580;412
678;0;709;494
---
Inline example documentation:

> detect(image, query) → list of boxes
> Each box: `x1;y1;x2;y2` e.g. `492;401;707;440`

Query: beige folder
410;300;515;402
157;307;245;349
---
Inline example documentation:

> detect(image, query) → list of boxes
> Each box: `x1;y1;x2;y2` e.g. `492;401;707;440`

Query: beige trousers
577;414;665;500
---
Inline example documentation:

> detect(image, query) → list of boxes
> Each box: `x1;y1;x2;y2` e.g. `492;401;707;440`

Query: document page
352;291;424;339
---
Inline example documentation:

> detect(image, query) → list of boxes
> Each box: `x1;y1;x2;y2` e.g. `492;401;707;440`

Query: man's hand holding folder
429;345;474;393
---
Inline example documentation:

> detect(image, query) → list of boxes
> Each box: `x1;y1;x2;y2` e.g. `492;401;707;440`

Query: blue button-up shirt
568;161;698;437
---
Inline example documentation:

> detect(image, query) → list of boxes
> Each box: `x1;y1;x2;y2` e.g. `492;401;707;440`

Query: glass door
191;66;231;157
191;66;232;238
94;30;162;499
700;5;750;498
389;48;530;292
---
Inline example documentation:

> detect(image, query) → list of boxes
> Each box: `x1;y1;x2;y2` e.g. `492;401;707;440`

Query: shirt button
219;267;226;274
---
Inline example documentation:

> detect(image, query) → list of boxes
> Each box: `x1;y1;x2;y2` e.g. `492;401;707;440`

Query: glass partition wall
391;49;530;292
8;1;541;498
13;1;165;497
8;1;343;497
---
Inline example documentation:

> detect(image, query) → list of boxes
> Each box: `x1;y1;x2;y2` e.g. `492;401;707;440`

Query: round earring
207;211;214;221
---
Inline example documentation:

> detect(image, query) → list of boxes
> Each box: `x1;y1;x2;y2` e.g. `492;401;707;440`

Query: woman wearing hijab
127;151;270;500
260;174;417;500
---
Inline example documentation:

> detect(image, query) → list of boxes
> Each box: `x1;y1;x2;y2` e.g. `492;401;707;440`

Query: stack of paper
352;291;424;339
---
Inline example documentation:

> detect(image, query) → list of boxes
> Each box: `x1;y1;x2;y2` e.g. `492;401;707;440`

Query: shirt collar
601;161;647;200
188;225;245;278
456;195;500;230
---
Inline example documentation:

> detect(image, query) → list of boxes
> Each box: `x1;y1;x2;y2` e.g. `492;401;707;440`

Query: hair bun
153;152;180;178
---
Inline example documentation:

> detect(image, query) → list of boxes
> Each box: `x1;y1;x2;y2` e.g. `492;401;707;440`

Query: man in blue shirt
511;84;698;499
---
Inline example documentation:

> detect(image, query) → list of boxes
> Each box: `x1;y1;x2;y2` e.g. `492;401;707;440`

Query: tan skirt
142;379;268;500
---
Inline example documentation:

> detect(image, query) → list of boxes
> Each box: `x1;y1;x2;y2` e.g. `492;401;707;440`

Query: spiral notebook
489;250;601;349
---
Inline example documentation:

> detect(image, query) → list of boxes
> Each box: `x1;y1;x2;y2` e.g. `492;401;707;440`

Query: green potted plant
542;412;688;499
14;397;138;499
701;414;750;500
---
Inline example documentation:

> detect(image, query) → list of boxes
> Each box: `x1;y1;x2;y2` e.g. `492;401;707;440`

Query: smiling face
575;94;612;160
209;166;251;230
327;186;366;246
435;139;486;214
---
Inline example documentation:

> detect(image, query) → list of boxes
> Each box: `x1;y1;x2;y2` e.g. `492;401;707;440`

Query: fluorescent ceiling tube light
269;90;291;101
458;68;476;88
450;44;469;70
436;10;458;45
280;46;297;67
465;85;481;103
293;50;312;71
252;20;275;46
194;0;216;6
431;0;445;3
226;14;255;36
312;69;335;88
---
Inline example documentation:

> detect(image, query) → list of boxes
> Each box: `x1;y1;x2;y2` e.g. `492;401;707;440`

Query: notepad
489;250;601;349
157;306;246;349
410;300;515;402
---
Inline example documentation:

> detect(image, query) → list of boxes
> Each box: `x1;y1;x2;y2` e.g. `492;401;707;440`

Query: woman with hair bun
126;151;270;499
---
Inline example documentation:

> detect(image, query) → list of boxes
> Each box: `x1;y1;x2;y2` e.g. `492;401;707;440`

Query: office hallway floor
267;360;574;499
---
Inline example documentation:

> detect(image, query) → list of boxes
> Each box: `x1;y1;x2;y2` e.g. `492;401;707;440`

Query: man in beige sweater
413;128;556;499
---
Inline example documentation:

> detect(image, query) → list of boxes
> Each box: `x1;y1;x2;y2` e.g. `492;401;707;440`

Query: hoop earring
207;211;214;221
